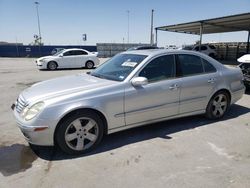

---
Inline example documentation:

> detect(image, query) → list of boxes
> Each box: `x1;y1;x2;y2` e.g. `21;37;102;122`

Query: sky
0;0;249;47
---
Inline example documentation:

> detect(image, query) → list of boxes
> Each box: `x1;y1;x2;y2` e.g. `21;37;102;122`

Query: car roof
122;49;204;57
63;48;88;52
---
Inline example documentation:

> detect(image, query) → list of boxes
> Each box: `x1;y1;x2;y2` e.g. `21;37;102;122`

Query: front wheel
206;91;230;119
55;111;104;154
47;61;58;70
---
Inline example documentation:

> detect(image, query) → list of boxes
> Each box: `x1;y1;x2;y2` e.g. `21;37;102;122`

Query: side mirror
131;77;148;87
59;54;63;57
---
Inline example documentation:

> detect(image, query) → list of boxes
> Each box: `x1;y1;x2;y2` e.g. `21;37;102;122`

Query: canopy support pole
247;30;250;54
155;28;158;46
199;22;203;51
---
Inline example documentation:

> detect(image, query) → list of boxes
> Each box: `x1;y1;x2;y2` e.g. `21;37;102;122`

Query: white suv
193;44;217;58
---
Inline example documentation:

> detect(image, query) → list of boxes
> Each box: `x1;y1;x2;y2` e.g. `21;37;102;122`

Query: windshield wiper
91;73;106;79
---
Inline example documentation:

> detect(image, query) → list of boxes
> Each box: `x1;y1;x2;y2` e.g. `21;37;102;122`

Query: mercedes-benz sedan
12;50;245;154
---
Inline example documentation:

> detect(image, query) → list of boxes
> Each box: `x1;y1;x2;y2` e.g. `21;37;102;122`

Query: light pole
35;2;42;45
150;9;154;45
127;10;130;43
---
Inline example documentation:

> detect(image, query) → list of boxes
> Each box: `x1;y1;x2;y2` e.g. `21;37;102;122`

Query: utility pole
35;1;42;56
35;2;42;44
127;10;130;43
150;9;154;45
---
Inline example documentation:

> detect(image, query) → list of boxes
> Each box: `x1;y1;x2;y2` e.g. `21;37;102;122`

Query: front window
139;55;175;82
91;54;147;81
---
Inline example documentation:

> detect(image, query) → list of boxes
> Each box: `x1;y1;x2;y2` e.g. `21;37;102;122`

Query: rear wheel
85;61;94;69
206;91;229;119
55;110;104;154
47;61;58;70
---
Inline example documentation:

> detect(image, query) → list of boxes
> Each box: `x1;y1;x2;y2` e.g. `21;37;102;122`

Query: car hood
237;54;250;63
21;73;117;103
37;56;55;61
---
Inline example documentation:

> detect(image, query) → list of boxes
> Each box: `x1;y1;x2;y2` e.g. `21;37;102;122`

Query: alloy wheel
65;117;99;151
211;94;228;117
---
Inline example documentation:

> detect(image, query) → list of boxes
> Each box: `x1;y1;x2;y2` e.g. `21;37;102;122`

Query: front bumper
36;60;46;69
12;104;55;146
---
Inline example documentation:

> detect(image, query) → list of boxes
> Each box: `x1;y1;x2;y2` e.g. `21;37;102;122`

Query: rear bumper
231;87;245;104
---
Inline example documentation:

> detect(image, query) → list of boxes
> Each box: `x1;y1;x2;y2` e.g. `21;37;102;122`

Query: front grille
16;95;28;113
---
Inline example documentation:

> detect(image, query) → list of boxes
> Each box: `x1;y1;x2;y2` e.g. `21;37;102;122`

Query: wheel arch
53;108;108;146
209;88;232;105
85;60;94;66
47;60;58;69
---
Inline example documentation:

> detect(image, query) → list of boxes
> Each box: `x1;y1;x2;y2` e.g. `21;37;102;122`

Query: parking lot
0;57;250;188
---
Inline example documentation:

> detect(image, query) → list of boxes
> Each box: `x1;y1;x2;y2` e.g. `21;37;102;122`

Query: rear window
201;46;207;51
209;45;216;49
202;59;216;73
178;54;204;76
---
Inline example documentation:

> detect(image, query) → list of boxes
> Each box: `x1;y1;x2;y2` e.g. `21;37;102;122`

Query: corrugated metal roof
156;13;250;35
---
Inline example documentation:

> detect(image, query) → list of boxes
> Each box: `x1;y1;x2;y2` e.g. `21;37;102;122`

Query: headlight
40;58;48;62
21;102;45;121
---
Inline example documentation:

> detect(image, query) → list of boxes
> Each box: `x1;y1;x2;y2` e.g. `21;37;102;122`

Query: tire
29;143;41;152
85;61;94;69
55;110;104;155
205;91;230;119
47;61;58;70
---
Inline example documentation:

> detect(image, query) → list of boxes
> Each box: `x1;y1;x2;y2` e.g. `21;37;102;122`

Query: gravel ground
0;58;250;188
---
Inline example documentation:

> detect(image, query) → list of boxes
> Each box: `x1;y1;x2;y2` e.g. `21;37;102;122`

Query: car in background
13;49;245;154
36;48;99;70
237;54;250;88
51;48;65;55
165;45;178;49
178;45;194;50
193;44;217;58
127;45;159;51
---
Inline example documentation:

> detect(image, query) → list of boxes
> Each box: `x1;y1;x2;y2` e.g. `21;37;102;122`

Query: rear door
177;54;218;114
74;50;88;67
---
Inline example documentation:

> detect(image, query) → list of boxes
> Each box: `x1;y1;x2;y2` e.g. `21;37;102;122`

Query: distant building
0;41;23;46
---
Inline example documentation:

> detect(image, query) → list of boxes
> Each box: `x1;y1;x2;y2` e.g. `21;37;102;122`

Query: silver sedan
12;50;245;154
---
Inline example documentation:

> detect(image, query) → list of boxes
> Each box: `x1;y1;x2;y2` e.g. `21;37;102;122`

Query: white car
165;45;178;49
36;48;100;70
237;54;250;88
192;44;217;58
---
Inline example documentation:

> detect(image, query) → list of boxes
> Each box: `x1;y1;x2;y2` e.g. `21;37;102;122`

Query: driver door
124;55;181;126
60;50;77;68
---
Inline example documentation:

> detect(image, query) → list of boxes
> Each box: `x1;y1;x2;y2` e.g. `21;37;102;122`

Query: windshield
91;54;147;81
53;49;65;56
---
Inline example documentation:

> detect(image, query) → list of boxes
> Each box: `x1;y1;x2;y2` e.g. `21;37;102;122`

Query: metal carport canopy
155;12;250;52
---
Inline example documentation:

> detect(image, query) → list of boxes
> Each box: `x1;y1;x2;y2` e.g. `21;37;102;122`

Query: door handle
169;84;179;90
208;78;216;84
